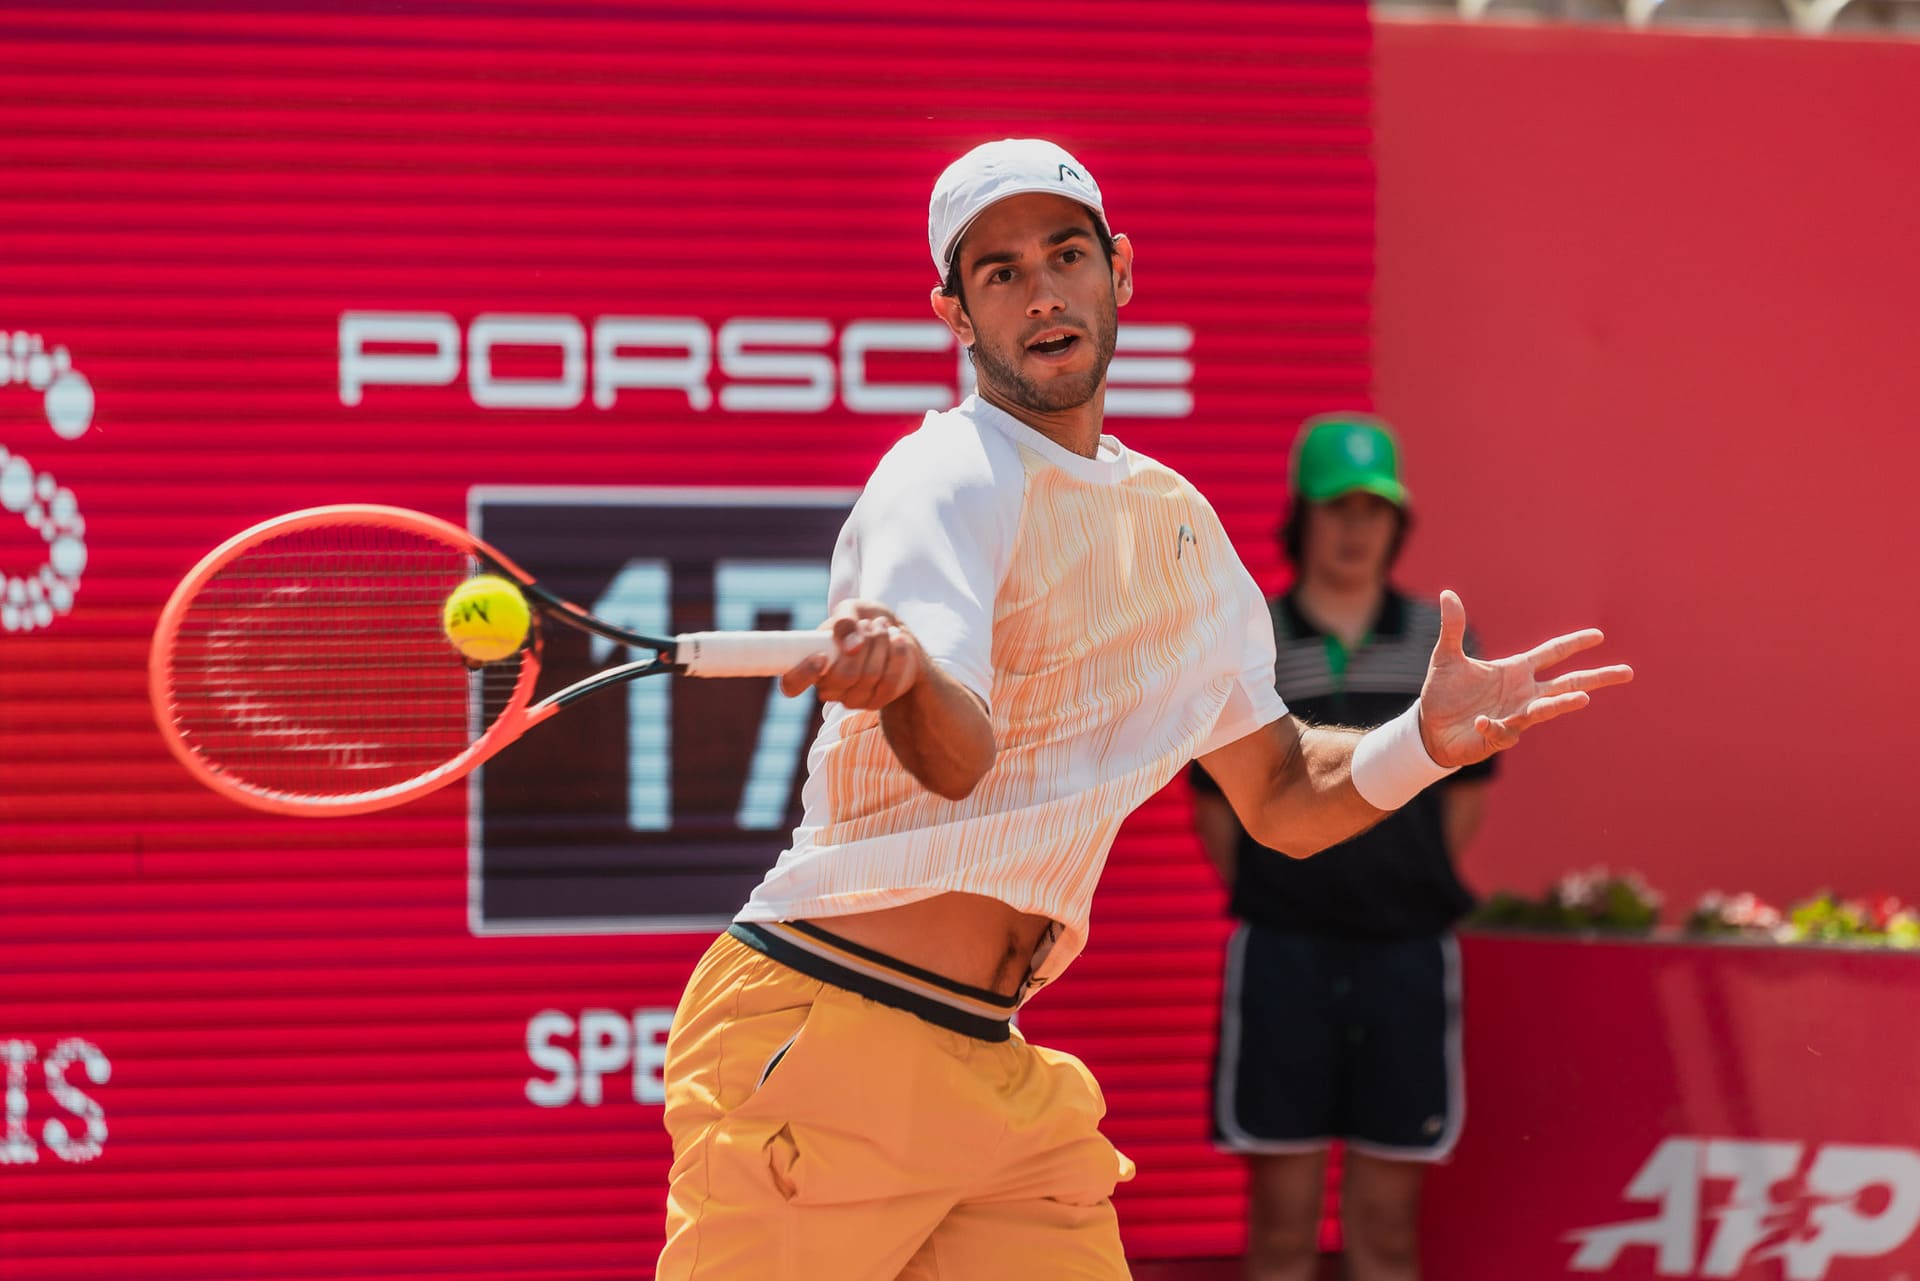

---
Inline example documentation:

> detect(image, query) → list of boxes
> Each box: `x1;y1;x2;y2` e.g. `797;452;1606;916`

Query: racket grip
674;630;836;678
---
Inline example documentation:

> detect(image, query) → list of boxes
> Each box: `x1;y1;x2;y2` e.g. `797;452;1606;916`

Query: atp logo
1567;1137;1920;1278
0;329;93;634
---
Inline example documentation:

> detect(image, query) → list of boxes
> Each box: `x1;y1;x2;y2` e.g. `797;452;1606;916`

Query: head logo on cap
928;138;1110;277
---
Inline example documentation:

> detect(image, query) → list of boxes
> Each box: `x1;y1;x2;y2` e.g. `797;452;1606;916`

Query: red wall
0;2;1374;1275
1374;20;1920;918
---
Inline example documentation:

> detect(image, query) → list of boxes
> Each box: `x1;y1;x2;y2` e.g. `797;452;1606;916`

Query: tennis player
656;138;1632;1280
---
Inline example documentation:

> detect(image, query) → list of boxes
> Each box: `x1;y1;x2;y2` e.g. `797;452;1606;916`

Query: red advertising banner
1426;934;1920;1281
0;3;1373;1276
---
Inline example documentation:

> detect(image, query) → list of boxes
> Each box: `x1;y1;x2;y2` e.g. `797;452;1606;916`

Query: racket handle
674;630;835;678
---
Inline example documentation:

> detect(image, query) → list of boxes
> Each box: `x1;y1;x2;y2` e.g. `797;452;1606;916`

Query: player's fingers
1533;690;1592;721
831;613;867;652
1434;589;1468;659
843;650;894;707
1473;714;1517;751
779;654;828;698
1525;628;1606;672
809;622;865;701
813;658;861;704
1506;691;1592;736
1539;664;1635;698
834;618;896;706
873;625;918;703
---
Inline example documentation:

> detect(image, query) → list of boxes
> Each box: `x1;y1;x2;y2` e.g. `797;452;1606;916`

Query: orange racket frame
150;504;831;817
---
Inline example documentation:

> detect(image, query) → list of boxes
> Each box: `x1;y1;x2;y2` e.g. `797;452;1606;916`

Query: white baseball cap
927;138;1110;277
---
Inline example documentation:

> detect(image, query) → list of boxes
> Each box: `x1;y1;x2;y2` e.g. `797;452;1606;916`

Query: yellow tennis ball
443;574;530;663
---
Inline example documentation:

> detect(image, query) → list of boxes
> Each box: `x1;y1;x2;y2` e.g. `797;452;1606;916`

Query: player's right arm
780;598;994;800
777;412;1023;802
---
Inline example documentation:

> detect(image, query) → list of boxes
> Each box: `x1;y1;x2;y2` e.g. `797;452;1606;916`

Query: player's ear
1110;233;1134;307
930;285;974;347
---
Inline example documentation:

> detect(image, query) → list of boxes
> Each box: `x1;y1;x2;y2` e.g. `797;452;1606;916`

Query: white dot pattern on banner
1;1040;36;1165
40;1039;111;1164
46;371;94;439
50;535;85;578
0;454;28;510
0;329;92;634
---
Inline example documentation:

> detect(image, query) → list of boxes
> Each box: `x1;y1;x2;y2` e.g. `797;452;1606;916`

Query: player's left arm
1196;715;1375;858
1200;590;1632;858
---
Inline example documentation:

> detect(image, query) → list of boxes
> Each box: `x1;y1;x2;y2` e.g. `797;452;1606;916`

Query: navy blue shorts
1212;923;1463;1160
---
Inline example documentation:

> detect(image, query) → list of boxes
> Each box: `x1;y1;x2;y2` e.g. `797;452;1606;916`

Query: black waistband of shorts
727;920;1017;1043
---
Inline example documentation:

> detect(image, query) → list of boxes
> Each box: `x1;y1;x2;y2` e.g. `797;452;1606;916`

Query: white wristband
1350;701;1458;811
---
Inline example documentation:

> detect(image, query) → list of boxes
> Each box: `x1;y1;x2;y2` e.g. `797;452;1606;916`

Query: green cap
1290;413;1410;507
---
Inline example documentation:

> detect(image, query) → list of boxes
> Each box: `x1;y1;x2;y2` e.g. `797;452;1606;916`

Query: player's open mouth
1026;333;1081;360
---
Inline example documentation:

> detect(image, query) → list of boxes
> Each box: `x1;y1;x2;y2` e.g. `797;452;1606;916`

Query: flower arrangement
1476;873;1920;950
1774;891;1920;949
1683;890;1784;939
1470;866;1662;934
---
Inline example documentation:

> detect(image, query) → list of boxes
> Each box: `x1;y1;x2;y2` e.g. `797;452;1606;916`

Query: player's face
934;193;1134;415
1302;492;1400;591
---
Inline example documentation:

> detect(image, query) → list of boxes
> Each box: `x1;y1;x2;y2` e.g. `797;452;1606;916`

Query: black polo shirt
1190;588;1495;938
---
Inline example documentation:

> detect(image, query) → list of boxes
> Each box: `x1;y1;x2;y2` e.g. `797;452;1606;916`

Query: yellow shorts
657;924;1137;1280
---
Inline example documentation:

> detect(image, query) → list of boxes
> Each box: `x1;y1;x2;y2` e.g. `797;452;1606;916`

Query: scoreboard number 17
592;558;829;832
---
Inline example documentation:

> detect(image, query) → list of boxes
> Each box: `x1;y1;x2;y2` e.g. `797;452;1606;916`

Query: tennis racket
149;503;834;817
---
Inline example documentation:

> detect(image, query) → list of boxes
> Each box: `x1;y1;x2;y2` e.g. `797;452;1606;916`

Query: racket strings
162;523;530;801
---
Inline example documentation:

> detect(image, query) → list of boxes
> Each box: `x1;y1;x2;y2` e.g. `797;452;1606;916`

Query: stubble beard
970;302;1120;416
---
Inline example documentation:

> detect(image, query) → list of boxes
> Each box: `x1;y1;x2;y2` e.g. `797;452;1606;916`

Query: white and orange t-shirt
736;395;1287;995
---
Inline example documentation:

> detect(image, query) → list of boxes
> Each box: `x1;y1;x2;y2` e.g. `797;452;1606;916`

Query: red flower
1864;893;1906;931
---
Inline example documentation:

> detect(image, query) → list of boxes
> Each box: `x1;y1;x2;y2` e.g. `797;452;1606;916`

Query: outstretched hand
1418;590;1634;769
